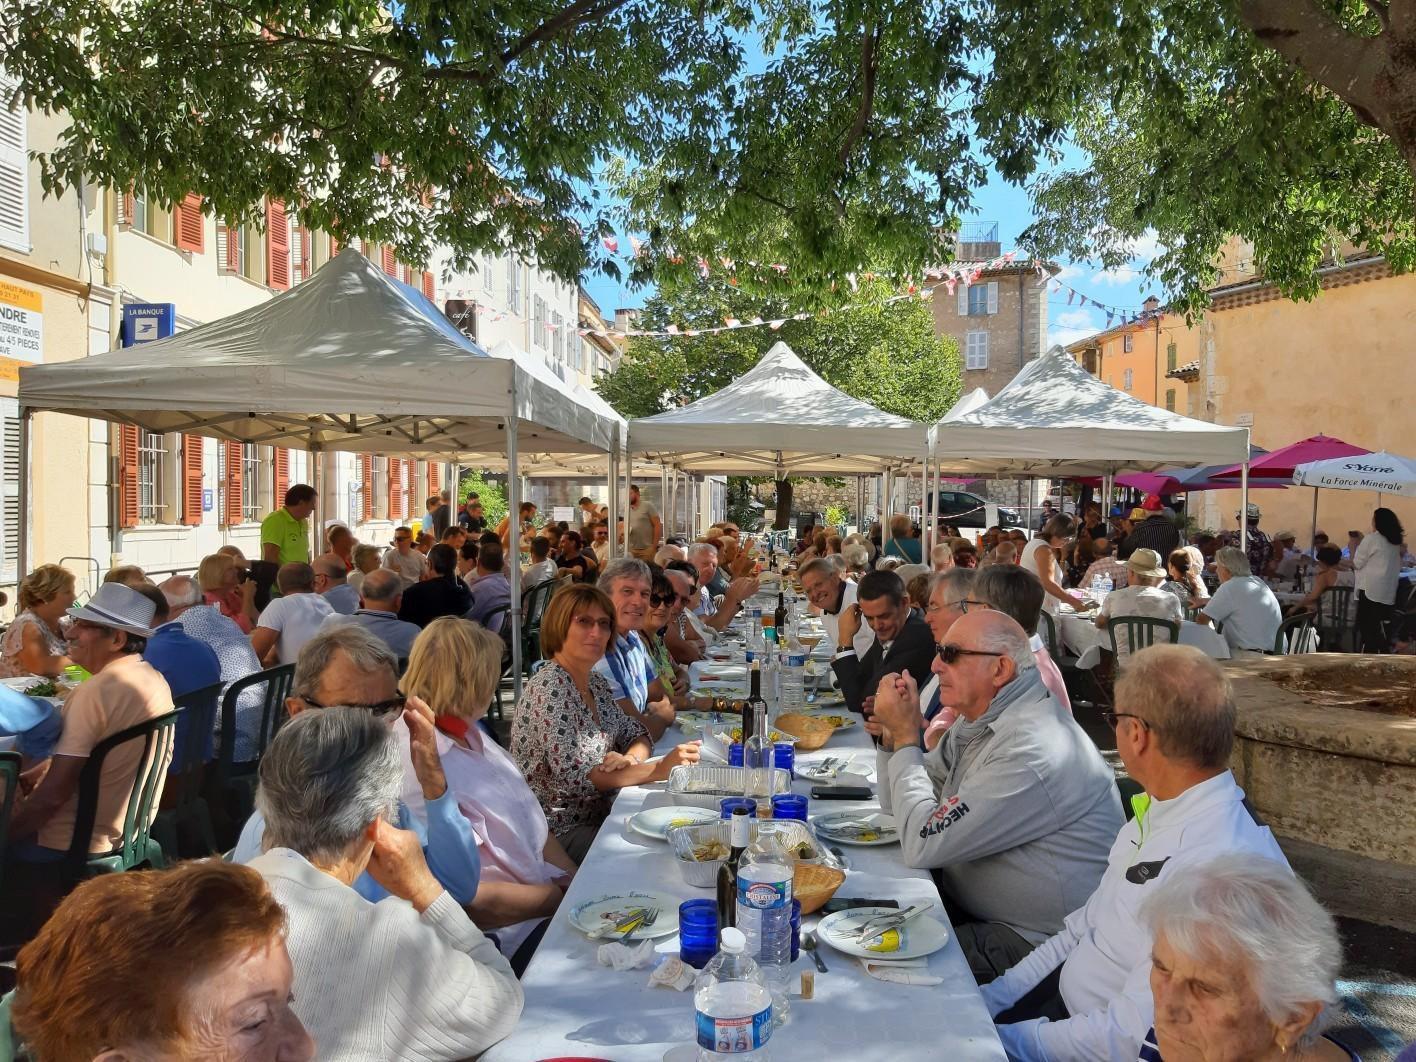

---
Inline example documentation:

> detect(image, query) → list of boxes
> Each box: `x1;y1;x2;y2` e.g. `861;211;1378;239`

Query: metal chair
152;682;223;858
1316;586;1356;651
484;604;514;719
1273;612;1318;655
0;751;21;895
1105;616;1180;661
64;709;180;879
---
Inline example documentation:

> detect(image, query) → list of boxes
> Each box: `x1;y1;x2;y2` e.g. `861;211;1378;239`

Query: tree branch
424;0;634;81
1238;0;1385;126
837;23;880;167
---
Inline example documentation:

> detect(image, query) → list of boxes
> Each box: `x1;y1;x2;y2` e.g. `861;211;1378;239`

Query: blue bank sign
122;303;176;347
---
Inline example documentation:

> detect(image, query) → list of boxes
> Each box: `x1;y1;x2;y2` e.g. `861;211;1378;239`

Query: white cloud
1051;263;1086;282
1054;308;1092;330
1048;307;1102;348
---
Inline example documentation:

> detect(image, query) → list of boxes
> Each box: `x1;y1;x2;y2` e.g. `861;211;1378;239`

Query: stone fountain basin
1225;654;1416;868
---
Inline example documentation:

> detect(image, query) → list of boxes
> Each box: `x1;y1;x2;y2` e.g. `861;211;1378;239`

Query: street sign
0;279;43;379
122;303;176;346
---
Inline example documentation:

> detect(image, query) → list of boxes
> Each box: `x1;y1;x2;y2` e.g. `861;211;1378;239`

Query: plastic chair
1105;616;1180;660
521;579;558;673
1273;612;1318;655
210;664;296;848
64;709;180;879
151;682;223;858
484;604;514;719
0;751;21;895
1317;586;1356;651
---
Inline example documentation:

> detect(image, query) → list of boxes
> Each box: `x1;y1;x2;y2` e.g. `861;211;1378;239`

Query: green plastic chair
63;709;180;879
1273;611;1317;655
1105;616;1180;660
152;682;223;858
210;664;296;849
0;751;21;895
1317;586;1356;651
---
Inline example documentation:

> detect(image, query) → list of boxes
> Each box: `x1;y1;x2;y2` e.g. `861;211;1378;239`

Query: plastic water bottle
779;643;805;713
694;927;773;1059
736;817;793;1024
1099;573;1114;596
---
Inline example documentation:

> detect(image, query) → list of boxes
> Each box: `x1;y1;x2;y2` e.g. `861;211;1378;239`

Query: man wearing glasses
981;644;1289;1062
231;625;481;908
870;609;1120;986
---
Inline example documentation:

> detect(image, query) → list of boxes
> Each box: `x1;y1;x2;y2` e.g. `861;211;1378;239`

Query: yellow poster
0;279;43;365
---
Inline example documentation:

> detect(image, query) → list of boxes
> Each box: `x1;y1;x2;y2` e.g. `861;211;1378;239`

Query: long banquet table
484;632;1007;1060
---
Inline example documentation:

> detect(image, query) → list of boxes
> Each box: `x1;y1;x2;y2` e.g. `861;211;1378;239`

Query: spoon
801;929;829;973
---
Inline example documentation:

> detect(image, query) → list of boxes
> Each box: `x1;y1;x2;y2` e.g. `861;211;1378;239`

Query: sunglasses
650;593;675;607
934;643;1005;665
302;692;407;718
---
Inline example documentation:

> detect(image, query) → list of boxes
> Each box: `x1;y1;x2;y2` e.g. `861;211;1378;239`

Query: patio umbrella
1213;434;1372;546
1116;446;1274;494
1293;451;1416;498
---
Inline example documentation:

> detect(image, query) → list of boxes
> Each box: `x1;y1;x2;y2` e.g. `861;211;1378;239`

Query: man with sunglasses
662;563;707;665
231;625;481;907
831;569;934;716
980;644;1288;1062
872;609;1120;986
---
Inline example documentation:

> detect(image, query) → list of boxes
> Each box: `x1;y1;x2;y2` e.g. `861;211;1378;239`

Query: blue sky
580;162;1164;350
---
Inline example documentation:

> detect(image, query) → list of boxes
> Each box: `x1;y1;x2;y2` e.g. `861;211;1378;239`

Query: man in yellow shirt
261;484;317;565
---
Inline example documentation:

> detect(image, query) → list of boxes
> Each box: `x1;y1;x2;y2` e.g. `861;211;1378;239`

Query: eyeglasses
1102;711;1156;732
929;597;988;615
394;537;412;544
649;593;675;607
302;692;407;718
934;643;1005;665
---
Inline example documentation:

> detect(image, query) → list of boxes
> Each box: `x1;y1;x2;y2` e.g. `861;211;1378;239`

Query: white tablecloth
1055;610;1230;668
483;720;1006;1061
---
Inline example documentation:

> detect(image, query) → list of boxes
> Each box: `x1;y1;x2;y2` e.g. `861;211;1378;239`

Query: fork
589;906;647;940
618;906;659;941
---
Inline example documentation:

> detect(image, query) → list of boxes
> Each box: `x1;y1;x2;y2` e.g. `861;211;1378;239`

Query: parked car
929;490;1021;529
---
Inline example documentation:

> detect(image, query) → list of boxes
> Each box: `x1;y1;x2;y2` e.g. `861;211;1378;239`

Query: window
552;311;564;360
0;74;27;252
137;429;168;523
959;281;998;317
506;257;522;314
0;398;19;582
241;443;262;524
965;331;989;370
1167;341;1177;372
1123;368;1134;391
373;456;389;520
532;295;546;349
1123;333;1133;353
1165;388;1176;412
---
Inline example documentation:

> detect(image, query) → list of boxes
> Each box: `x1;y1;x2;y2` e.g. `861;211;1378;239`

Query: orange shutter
274;447;291;505
295;226;312;282
118;425;141;529
428;462;440;494
180;434;204;526
218;222;241;272
120;188;136;226
359;454;373;521
387;457;403;520
421;270;435;299
224;442;244;526
380;244;397;276
174;193;205;253
266;199;290;290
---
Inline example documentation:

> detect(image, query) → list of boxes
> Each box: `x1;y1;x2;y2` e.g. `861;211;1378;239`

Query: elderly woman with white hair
1139;854;1357;1061
249;708;522;1060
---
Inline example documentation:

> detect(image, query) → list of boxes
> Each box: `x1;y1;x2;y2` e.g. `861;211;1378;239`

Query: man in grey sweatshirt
870;610;1122;981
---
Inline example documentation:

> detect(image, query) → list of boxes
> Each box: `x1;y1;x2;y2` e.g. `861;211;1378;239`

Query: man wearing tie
832;570;935;718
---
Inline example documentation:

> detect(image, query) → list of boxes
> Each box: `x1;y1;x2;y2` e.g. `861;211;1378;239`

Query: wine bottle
773;592;786;645
743;661;762;745
716;807;751;932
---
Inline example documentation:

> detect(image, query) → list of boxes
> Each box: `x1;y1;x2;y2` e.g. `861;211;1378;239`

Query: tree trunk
773;479;793;530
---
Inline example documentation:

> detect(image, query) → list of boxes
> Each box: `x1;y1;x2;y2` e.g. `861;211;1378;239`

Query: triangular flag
769;319;786;330
667;324;680;335
725;317;740;328
696;256;710;279
601;236;619;254
629;236;643;257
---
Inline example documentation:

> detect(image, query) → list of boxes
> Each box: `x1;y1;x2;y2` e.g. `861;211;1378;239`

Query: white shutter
0;398;20;583
0;74;29;252
957;285;969;316
986;281;999;315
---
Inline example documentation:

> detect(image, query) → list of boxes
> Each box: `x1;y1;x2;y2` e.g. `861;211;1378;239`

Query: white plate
795;753;875;783
812;810;899;846
569;891;681;941
817;906;950;960
627;805;720;840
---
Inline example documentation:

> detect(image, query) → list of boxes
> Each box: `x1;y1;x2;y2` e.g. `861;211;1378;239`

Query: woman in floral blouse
511;584;701;862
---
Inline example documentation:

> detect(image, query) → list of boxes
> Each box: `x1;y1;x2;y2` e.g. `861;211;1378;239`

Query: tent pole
932;455;941;550
1025;477;1033;536
621;435;631;553
607;426;620;560
660;464;669;541
882;467;893;558
309;446;322;555
508;386;523;702
17;406;31;575
1239;461;1250;554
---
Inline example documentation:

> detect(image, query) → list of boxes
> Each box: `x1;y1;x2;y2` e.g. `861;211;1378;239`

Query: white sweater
250;848;523;1061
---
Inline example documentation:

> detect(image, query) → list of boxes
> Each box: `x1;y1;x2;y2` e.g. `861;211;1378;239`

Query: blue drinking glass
729;742;744;767
771;793;808;822
720;796;757;818
790;898;802;962
680;899;719;969
773;742;795;777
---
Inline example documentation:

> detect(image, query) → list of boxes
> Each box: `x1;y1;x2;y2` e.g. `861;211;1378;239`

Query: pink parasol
1212;435;1369;480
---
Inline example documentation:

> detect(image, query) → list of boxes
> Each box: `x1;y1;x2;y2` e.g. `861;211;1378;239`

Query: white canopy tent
929;347;1254;545
627;341;929;478
923;388;990;547
17;248;624;685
